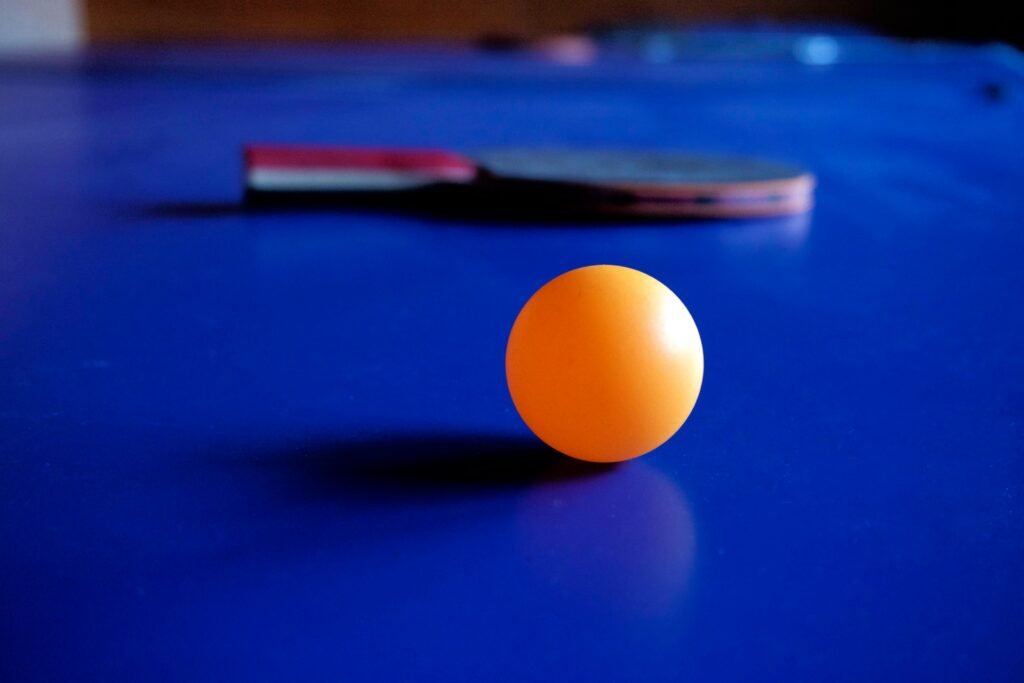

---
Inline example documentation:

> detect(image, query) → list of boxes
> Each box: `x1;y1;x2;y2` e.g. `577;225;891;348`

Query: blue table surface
2;33;1023;682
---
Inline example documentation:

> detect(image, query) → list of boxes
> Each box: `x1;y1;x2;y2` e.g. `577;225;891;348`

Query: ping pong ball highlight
506;265;704;463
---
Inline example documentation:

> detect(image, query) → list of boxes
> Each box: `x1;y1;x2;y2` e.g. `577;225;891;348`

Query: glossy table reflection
1;34;1023;682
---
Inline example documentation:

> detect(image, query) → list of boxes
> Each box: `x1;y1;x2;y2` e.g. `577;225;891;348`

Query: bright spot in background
793;35;840;66
0;0;82;52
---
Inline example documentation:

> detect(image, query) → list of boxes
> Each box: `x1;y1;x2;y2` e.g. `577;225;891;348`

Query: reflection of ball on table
506;265;704;463
520;461;696;615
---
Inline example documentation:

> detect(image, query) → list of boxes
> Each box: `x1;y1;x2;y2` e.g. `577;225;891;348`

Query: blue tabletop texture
1;31;1023;682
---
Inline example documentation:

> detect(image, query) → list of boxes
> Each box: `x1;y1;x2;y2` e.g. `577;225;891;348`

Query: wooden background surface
84;0;1017;45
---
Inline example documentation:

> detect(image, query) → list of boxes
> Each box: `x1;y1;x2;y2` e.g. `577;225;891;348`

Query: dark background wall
85;0;1021;45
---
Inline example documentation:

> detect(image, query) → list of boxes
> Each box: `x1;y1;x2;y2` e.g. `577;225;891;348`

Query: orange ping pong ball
506;265;703;463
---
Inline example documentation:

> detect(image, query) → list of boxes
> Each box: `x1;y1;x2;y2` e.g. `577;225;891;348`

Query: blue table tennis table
2;30;1023;682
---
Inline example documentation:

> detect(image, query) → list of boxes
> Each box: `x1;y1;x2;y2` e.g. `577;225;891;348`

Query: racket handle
244;144;478;193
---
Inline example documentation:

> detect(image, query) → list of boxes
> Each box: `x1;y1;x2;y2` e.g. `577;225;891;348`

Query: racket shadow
137;196;701;227
241;188;716;227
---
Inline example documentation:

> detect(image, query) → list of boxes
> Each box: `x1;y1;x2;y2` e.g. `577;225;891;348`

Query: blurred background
2;0;1021;51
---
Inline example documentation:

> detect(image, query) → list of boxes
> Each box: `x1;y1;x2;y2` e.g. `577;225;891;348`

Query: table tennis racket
244;145;815;218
